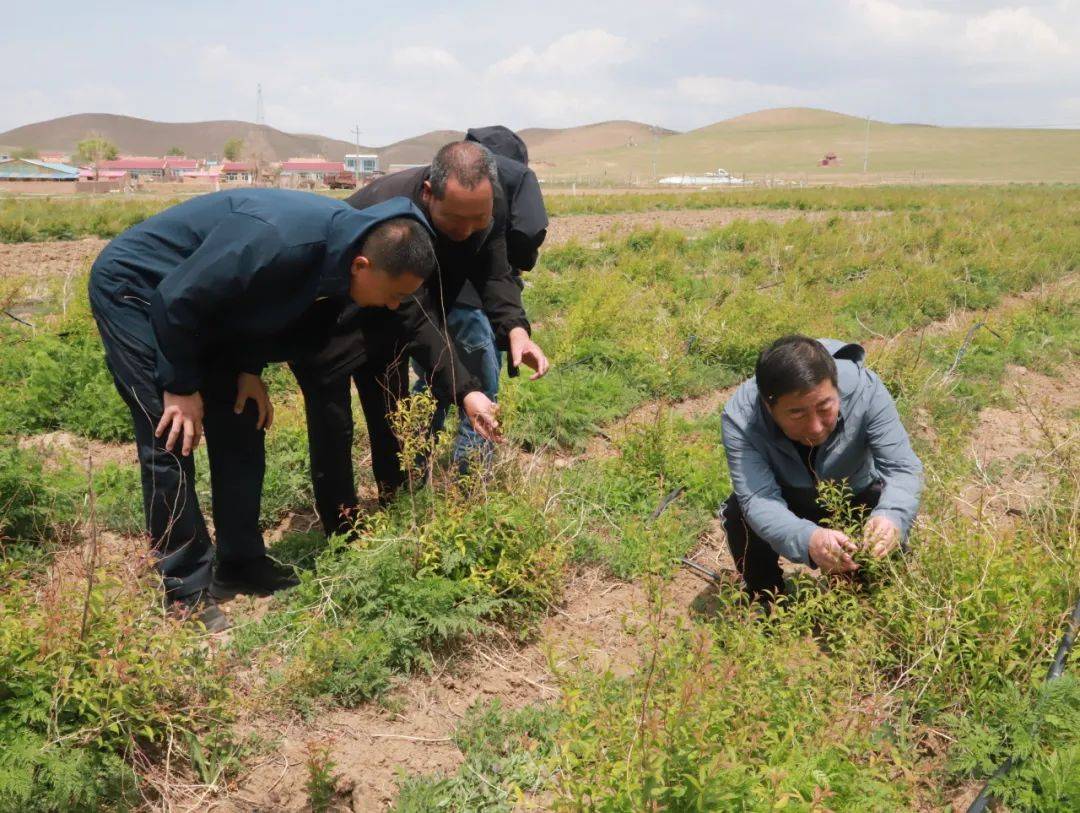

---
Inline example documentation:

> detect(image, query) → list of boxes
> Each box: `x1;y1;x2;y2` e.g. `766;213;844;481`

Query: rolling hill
4;108;1075;183
544;107;1080;183
520;121;677;164
0;115;676;167
0;114;362;162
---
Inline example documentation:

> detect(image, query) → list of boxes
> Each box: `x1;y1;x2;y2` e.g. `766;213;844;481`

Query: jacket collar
319;196;434;297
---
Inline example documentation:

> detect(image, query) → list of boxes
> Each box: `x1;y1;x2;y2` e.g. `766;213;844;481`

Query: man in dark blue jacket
89;190;446;631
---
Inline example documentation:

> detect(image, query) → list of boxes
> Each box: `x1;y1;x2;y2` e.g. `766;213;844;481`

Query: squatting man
720;335;924;605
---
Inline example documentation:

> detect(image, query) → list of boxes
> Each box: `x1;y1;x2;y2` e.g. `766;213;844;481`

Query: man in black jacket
464;125;548;274
89;190;441;630
414;126;547;470
292;140;549;535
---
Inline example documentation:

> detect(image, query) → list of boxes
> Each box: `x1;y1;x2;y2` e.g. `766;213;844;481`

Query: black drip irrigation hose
679;557;723;583
966;595;1080;813
647;485;725;582
651;486;686;520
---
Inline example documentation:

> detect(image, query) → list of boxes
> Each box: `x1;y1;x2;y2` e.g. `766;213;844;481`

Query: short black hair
428;141;498;199
755;335;837;404
360;217;438;280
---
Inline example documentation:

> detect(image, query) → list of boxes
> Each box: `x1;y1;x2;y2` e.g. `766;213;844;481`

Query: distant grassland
542;108;1080;184
5;183;1080;243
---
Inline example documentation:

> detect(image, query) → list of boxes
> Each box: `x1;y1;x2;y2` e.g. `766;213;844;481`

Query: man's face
765;379;840;447
421;176;493;242
349;259;424;310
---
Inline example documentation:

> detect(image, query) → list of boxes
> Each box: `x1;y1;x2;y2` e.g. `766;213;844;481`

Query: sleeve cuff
870;508;910;538
493;319;531;351
155;351;201;395
793;521;819;565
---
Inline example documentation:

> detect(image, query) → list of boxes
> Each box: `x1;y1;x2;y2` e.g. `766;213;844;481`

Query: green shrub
0;560;234;810
232;474;567;710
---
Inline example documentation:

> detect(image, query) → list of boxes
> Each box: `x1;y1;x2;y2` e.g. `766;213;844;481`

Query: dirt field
0;207;878;293
202;279;1079;811
6;186;1077;811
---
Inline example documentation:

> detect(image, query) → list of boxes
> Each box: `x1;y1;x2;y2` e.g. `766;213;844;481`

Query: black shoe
210;556;299;600
171;589;230;633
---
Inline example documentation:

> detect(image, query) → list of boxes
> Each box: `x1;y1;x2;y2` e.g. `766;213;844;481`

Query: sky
2;0;1079;145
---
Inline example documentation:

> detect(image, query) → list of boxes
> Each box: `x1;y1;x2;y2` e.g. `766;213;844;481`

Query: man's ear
420;180;433;204
351;254;371;276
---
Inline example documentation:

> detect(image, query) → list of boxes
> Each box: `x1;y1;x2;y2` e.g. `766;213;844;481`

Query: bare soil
0;207;875;298
957;363;1080;523
0;237;106;281
210;525;735;812
18;430;133;470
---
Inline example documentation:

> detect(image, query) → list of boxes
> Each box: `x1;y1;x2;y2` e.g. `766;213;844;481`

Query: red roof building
221;161;257;183
98;157;168;178
165;157;199;174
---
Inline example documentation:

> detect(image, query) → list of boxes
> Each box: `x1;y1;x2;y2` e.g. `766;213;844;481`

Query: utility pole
862;115;871;173
651;124;659;183
351;125;362;183
256;84;265;126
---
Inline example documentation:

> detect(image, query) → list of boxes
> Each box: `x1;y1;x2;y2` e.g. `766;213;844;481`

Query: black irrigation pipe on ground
650;486;686;520
966;594;1080;813
647;484;725;582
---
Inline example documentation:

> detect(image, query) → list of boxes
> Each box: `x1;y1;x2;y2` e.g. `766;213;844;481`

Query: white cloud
961;7;1071;61
848;0;1075;71
391;46;462;72
489;29;635;76
4;2;1079;141
849;0;947;39
675;76;816;109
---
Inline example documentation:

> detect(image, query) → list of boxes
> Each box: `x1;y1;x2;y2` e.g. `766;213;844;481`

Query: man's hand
156;391;204;456
864;515;900;558
508;326;549;380
809;527;859;574
463;391;502;442
235;373;274;430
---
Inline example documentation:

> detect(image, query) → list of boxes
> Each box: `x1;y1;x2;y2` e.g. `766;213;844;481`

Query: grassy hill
0;113;361;162
521;120;677;165
0;115;675;167
543;107;1080;183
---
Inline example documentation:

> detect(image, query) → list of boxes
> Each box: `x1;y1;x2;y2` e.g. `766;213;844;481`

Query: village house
279;158;344;183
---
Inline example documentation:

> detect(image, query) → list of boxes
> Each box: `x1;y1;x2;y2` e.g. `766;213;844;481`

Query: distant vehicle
658;168;750;187
325;171;359;189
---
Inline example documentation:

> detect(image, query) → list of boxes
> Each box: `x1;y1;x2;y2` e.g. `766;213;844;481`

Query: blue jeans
413;304;500;472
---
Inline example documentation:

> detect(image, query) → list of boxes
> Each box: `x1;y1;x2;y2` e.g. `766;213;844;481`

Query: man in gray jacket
720;335;923;601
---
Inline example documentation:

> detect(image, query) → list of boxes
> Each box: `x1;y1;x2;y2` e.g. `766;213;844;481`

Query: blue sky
3;1;1078;144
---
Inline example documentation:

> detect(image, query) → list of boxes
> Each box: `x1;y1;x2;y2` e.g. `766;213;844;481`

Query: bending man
293;140;548;535
90;190;437;630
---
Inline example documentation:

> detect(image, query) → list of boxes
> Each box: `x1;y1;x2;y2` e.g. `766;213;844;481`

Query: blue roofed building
0;158;80;182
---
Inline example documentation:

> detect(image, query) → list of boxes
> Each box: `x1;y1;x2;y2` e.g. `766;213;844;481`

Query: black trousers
292;352;410;537
721;482;882;598
92;298;266;600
